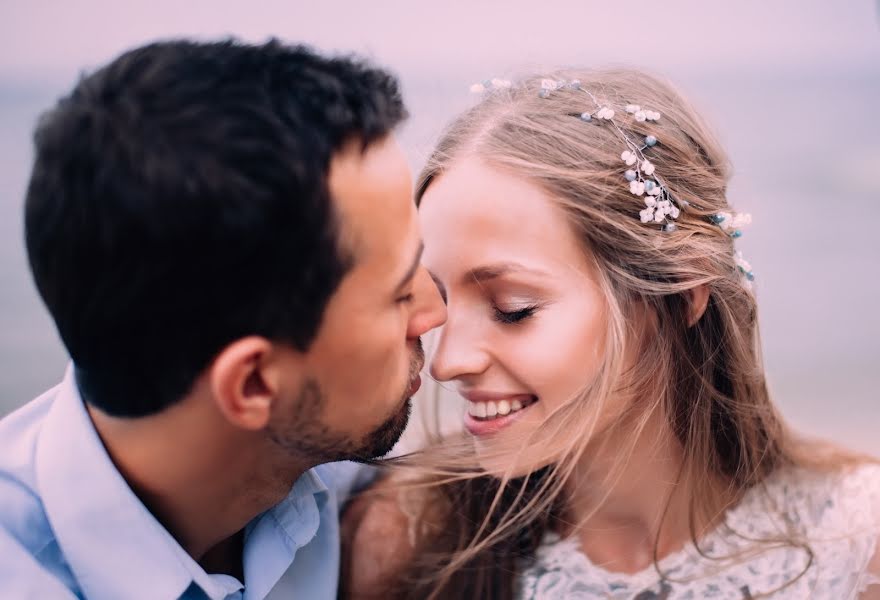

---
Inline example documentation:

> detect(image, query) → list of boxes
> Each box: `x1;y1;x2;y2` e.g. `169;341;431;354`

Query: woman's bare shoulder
340;473;423;599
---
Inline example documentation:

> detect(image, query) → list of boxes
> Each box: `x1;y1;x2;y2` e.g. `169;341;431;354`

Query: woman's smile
461;390;539;436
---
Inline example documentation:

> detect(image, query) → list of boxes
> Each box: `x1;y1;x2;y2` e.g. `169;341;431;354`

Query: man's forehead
327;136;416;265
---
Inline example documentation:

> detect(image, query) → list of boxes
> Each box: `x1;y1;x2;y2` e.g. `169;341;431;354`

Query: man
0;39;446;599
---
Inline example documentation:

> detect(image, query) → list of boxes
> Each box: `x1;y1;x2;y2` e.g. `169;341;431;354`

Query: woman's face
420;159;609;475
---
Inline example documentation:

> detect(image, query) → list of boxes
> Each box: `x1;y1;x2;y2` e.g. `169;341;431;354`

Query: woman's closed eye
492;304;539;324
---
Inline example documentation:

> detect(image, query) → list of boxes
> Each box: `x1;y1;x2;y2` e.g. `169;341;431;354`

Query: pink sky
1;0;878;81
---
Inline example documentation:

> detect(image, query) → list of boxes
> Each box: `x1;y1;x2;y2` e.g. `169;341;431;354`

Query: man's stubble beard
267;339;424;465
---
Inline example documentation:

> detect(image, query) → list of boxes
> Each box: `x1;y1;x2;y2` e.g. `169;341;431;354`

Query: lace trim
517;464;880;599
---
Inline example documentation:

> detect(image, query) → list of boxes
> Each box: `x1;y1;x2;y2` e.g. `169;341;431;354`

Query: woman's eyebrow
467;262;551;283
428;262;551;301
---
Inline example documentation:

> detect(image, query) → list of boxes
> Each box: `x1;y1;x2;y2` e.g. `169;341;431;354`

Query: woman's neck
565;412;728;574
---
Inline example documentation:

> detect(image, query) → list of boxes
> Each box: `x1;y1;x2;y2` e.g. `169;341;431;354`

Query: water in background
1;64;878;452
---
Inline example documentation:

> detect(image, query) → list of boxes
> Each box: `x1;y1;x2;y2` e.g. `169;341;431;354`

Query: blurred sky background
1;1;878;451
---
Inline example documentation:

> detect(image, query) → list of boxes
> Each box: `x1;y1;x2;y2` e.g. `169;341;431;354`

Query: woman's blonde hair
368;68;861;599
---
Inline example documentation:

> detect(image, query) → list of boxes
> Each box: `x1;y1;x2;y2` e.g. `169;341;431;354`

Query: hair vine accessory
535;78;684;232
469;77;757;285
710;211;752;239
734;251;755;283
470;78;512;94
712;212;755;285
718;213;756;287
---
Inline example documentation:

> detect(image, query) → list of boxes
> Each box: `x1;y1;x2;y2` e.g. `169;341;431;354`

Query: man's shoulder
0;385;63;562
0;384;59;470
0;385;79;597
0;528;78;599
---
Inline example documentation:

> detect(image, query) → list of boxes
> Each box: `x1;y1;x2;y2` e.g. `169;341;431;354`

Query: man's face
268;136;447;463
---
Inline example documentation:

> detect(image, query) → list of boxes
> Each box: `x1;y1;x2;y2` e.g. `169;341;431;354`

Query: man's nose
406;266;447;339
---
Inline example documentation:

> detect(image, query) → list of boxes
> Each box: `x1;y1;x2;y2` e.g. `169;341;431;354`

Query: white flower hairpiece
710;212;752;238
563;82;683;231
470;76;757;284
734;251;756;288
713;213;756;285
515;79;679;228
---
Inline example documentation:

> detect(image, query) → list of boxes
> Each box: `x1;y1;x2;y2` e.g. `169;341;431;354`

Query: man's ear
208;337;296;430
688;284;711;327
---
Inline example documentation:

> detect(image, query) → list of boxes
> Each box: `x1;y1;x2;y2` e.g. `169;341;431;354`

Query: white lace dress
517;464;880;599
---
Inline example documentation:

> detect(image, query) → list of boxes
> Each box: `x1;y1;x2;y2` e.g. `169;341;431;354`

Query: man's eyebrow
396;242;424;291
428;271;447;304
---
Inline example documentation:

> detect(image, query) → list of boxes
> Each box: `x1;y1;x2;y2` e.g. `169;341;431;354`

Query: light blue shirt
0;366;373;599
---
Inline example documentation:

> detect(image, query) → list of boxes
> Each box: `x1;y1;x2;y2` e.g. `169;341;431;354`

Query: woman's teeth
467;397;530;420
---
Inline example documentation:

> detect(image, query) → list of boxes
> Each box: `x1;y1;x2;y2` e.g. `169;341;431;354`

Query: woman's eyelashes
492;304;539;324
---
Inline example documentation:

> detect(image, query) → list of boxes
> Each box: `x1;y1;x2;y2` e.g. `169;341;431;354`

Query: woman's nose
428;306;491;382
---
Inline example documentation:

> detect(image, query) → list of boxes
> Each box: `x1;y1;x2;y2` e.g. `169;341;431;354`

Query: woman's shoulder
750;461;880;597
764;461;880;534
826;462;880;522
339;473;414;599
339;471;443;599
516;462;880;599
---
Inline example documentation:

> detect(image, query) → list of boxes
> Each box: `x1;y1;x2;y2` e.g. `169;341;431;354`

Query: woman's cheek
516;302;605;405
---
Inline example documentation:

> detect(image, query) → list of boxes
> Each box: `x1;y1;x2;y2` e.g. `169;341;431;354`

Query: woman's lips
461;392;538;437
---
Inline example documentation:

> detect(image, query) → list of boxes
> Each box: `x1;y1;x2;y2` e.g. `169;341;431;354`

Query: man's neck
200;530;246;581
87;400;308;566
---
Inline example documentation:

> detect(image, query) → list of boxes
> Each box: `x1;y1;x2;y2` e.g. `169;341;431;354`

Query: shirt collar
34;365;330;600
240;463;329;599
35;366;197;600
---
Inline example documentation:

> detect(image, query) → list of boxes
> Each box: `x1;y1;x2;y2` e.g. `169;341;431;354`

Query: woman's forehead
419;161;590;279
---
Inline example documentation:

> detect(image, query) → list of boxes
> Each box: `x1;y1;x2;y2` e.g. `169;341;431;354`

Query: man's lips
407;359;424;396
408;374;422;396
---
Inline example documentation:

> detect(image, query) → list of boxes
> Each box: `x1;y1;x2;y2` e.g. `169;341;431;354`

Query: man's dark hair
25;39;407;417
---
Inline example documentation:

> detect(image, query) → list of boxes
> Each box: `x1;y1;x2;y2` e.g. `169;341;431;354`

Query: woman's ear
688;284;710;326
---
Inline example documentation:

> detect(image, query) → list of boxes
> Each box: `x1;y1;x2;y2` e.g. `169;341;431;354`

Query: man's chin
351;396;412;463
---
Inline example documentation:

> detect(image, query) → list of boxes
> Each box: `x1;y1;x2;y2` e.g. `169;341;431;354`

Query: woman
342;69;880;599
